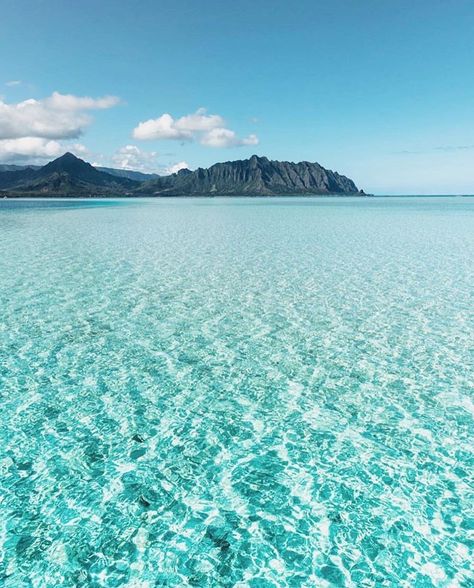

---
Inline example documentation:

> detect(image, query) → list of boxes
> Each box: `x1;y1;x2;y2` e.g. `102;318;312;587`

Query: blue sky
1;0;473;193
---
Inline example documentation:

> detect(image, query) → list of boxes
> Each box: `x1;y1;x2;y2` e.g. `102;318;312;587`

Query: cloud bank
0;138;88;163
0;92;119;162
109;145;188;175
0;92;119;141
111;145;159;172
200;128;258;148
133;108;258;148
0;138;63;161
0;94;258;165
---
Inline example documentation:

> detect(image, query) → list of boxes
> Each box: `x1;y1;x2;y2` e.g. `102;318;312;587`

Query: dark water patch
0;198;126;212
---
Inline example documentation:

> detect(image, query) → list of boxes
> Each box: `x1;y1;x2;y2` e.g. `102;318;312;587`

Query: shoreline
1;193;472;199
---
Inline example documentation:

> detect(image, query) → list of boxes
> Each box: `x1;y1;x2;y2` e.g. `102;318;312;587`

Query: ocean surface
0;197;473;587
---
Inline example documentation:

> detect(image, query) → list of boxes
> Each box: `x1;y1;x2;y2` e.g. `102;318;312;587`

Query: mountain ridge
96;167;159;182
138;154;363;196
0;153;364;197
0;153;138;195
0;161;159;182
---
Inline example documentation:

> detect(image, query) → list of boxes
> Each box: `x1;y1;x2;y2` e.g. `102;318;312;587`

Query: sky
1;0;474;194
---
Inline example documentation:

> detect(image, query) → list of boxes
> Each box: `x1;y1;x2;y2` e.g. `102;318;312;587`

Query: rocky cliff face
137;155;362;196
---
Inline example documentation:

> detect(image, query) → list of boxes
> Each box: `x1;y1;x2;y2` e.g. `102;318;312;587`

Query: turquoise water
0;197;473;587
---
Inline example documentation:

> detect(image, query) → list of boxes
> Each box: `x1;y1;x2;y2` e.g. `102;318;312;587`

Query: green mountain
0;153;138;196
0;153;364;197
137;155;363;196
96;167;159;182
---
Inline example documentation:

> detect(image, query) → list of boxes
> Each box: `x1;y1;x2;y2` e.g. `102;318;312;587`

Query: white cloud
0;137;88;163
111;144;159;172
200;128;259;148
166;161;189;174
132;108;259;148
174;108;224;132
0;92;120;140
71;142;89;155
133;113;192;141
106;146;189;175
5;80;21;87
46;92;119;111
0;138;62;160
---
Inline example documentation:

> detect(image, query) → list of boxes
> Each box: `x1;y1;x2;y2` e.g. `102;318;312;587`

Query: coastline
3;193;473;199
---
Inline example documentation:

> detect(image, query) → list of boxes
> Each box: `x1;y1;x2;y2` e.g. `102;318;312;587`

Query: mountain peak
50;152;84;165
40;152;92;175
249;154;268;163
27;152;138;193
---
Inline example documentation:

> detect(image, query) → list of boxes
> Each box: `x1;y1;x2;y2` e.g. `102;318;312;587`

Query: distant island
0;153;365;197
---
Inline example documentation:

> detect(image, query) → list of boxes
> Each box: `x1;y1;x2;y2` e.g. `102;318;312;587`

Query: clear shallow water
0;197;473;587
